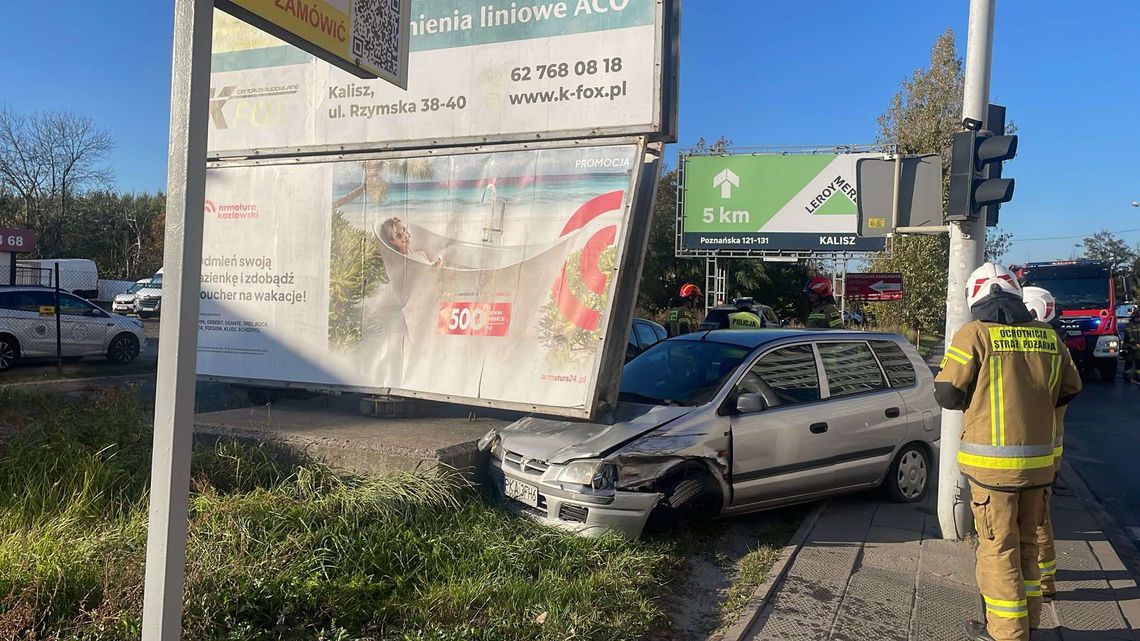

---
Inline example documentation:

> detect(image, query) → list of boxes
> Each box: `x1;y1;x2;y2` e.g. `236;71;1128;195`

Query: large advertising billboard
198;143;653;418
679;153;888;254
208;1;678;156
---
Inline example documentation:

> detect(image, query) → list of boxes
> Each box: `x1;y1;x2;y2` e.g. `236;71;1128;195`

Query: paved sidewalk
743;484;1139;641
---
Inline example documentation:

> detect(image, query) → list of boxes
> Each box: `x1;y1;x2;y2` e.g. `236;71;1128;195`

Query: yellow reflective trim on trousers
987;608;1029;619
984;596;1028;609
984;595;1028;618
1040;559;1057;576
1053;446;1063;458
957;451;1056;470
1025;579;1043;597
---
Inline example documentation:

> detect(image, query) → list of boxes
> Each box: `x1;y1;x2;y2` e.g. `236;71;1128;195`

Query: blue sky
1;1;1136;262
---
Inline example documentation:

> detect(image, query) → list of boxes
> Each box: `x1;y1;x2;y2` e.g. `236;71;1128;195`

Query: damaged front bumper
487;455;662;538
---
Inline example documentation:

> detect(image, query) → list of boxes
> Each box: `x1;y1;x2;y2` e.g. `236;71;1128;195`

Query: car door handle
809;422;828;434
885;407;901;419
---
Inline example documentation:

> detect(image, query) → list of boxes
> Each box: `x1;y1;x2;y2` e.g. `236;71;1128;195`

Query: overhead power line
1014;227;1140;243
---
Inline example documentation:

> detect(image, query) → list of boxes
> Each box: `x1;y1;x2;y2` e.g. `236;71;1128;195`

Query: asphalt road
1063;369;1140;549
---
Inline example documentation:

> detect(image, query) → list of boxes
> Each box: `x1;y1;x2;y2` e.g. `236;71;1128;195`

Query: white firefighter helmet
966;262;1022;308
1022;286;1057;323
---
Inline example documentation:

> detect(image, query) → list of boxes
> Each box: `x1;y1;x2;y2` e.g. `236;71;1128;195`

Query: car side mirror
737;392;768;414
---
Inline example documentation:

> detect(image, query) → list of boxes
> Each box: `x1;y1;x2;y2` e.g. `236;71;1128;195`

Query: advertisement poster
208;1;672;155
198;144;642;415
681;153;888;253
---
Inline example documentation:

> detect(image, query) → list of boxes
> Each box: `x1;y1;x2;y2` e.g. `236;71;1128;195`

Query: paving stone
872;501;928;532
1053;589;1132;640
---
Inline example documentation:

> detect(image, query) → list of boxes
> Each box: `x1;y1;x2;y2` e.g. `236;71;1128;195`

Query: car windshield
1023;277;1109;311
127;283;144;294
148;275;163;289
620;340;752;406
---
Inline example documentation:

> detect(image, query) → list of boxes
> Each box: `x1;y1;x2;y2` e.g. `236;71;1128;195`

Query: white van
136;269;163;318
16;258;99;299
113;279;152;314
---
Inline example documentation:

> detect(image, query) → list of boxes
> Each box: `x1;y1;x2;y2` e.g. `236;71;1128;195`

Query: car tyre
107;333;140;364
0;335;19;372
644;465;721;533
885;443;929;503
1098;360;1117;382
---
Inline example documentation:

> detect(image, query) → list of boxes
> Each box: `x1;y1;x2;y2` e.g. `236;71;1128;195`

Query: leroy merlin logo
803;174;858;216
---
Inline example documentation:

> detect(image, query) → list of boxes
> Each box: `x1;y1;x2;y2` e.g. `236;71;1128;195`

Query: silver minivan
481;329;941;537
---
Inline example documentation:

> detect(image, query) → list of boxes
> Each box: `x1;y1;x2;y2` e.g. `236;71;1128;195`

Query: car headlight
556;460;618;491
478;431;504;459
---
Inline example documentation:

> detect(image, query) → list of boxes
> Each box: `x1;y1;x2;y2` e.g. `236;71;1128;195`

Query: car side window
651;323;667;342
818;342;887;398
870;340;917;388
27;291;57;311
59;294;98;317
0;292;20;311
635;322;657;349
736;344;820;410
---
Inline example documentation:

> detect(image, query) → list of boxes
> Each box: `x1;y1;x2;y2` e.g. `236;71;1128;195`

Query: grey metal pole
938;0;995;540
140;0;212;638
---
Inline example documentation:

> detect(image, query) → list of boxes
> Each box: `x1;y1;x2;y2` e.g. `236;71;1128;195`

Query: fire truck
1014;260;1121;381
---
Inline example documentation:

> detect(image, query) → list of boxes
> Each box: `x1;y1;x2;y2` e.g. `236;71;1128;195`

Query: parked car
0;286;145;371
480;329;939;537
136;269;163;318
113;279;151;315
627;318;667;362
698;298;782;331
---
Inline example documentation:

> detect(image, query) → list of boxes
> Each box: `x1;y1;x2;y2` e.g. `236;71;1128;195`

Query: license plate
502;478;539;508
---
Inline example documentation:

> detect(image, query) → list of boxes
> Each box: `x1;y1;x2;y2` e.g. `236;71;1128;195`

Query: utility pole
938;0;995;540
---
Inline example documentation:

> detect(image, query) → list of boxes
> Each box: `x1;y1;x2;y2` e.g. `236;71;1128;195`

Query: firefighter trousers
969;481;1047;641
1036;487;1056;597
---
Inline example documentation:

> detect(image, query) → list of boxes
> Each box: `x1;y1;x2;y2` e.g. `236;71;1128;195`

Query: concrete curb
1059;459;1140;584
713;501;827;641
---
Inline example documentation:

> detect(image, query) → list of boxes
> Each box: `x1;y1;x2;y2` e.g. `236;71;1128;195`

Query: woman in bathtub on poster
379;217;446;267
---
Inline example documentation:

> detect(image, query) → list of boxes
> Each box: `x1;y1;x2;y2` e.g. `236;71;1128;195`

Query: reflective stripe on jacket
935;320;1082;488
806;303;843;329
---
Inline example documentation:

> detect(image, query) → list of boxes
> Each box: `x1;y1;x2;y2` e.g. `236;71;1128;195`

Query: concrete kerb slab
0;373;156;392
713;501;827;641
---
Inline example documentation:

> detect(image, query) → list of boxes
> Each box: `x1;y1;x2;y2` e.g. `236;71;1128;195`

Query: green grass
0;389;681;641
718;516;803;618
0;357;157;385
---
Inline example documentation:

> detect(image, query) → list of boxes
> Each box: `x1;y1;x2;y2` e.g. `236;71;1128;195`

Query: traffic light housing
947;129;1018;222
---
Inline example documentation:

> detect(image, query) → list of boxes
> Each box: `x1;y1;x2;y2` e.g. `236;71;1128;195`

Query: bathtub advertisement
207;0;677;155
197;143;649;416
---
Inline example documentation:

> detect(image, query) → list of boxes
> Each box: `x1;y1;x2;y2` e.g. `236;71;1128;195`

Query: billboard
215;0;410;85
208;1;678;156
845;272;904;301
679;153;888;254
197;142;655;418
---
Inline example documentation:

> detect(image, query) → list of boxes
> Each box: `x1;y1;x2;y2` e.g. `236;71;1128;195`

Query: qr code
351;0;402;78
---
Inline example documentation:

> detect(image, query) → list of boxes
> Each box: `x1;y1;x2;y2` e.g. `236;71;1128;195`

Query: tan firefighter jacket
935;320;1082;489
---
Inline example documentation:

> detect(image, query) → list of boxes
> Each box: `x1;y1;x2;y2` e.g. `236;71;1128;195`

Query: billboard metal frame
674;144;893;260
207;0;680;162
201;135;664;420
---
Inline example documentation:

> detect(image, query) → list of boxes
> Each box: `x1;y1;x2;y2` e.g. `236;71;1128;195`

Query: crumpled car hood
497;403;693;464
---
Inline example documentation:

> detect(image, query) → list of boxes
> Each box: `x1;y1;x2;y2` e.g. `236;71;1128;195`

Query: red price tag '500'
438;303;512;337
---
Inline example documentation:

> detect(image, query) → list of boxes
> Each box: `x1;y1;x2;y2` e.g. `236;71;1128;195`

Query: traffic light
947;129;1018;222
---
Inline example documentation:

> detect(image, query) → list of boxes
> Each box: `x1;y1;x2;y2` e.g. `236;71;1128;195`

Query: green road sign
681;153;886;253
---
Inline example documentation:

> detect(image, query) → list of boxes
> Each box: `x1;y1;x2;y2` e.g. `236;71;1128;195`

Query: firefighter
667;283;702;337
1123;309;1140;382
804;276;844;329
936;264;1082;641
727;299;764;330
1022;286;1063;603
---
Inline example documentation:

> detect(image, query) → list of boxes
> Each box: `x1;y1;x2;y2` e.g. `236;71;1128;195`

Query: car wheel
885;443;929;503
645;465;721;533
0;335;18;372
107;333;140;364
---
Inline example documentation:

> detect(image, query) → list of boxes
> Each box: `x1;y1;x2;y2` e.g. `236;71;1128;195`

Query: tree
865;29;964;333
986;228;1013;262
1081;230;1136;274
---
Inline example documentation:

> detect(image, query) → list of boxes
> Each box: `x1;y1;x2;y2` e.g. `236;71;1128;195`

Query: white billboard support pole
141;0;212;637
938;0;994;540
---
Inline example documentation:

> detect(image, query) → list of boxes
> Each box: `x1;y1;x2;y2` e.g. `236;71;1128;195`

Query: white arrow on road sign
713;169;740;199
870;280;902;293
